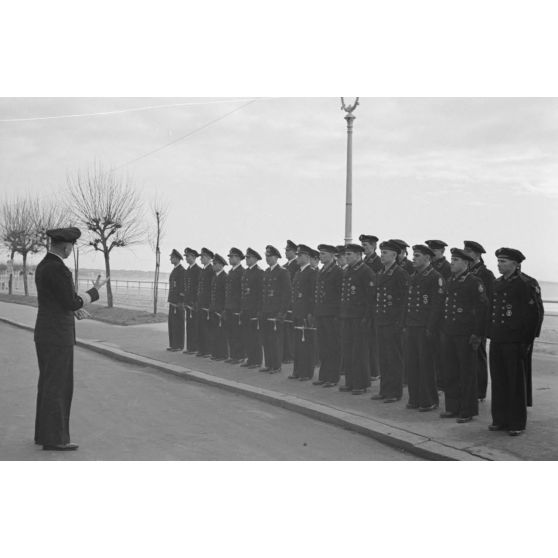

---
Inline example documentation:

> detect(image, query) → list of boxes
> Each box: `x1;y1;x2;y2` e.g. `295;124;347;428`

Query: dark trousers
293;319;316;379
435;331;446;390
443;335;479;418
283;313;294;362
369;322;380;378
226;311;244;360
242;315;262;366
197;309;211;355
316;316;341;383
341;318;370;390
210;314;228;359
477;338;488;399
262;314;284;370
406;327;439;408
489;342;527;430
378;324;403;399
525;342;534;407
185;307;198;352
35;343;74;446
168;304;185;349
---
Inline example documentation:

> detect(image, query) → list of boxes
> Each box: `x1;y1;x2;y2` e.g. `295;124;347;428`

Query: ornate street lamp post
340;97;359;244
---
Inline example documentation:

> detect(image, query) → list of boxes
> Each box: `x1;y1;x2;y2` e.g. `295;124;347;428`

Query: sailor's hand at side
74;308;91;320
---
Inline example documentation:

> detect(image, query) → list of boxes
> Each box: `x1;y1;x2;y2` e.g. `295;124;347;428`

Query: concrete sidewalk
2;301;557;460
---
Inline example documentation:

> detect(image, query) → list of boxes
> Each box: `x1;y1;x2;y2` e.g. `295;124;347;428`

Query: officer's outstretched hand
469;334;481;351
93;275;109;290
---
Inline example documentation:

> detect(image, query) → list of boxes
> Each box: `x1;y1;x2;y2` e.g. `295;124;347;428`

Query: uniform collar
232;263;242;270
47;250;65;263
299;263;310;272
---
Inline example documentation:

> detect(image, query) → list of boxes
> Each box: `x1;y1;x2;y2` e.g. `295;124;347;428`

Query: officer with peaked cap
425;240;452;280
183;248;201;354
224;248;245;364
288;244;317;380
336;245;348;270
371;240;409;403
404;245;445;411
167;249;186;352
260;245;292;373
34;227;108;450
391;239;414;275
360;234;382;382
283;240;299;364
209;254;228;361
240;248;264;369
339;244;376;394
439;248;488;423
314;244;343;387
195;248;215;357
463;240;495;401
488;248;540;436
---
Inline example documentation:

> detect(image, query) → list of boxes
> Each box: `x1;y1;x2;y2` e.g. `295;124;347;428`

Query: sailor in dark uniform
209;254;228;361
425;240;452;280
282;240;299;364
391;239;415;275
519;266;545;407
313;244;343;387
463;240;495;401
371;240;409;403
34;227;107;451
288;244;317;380
488;248;541;436
260;245;292;373
167;249;186;351
224;247;245;364
336;245;349;271
404;245;445;411
339;244;375;395
240;248;264;369
360;233;382;382
196;247;215;357
309;249;321;270
440;248;488;423
336;245;349;378
183;248;201;354
425;239;451;391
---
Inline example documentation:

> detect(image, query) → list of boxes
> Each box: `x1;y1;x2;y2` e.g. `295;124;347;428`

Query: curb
0;316;488;461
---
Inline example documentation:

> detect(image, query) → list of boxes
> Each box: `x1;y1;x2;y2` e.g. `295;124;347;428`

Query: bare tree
148;195;169;315
67;163;145;308
0;196;43;295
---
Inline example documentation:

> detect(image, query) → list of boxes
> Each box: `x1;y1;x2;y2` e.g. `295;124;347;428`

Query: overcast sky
1;97;557;281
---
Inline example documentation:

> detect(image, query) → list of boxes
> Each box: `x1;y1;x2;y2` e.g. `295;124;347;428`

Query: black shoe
384;397;401;403
440;411;457;418
419;404;438;412
339;386;352;392
224;358;235;363
239;362;251;367
352;389;367;395
406;403;419;409
299;377;312;382
247;364;260;369
322;382;338;388
313;380;326;386
211;357;226;361
508;429;524;436
269;368;282;374
259;367;272;373
456;417;472;423
166;347;174;351
287;374;299;379
370;394;385;400
488;424;506;431
43;443;79;451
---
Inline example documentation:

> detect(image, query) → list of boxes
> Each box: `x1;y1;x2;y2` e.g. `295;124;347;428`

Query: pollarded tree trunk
104;252;113;308
22;252;29;296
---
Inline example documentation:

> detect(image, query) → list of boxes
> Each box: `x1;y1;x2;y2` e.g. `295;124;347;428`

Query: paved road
0;323;421;460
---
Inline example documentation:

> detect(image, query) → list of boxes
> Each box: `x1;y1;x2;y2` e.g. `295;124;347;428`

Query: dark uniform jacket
284;258;300;282
314;261;343;317
209;270;227;314
339;261;375;319
225;265;244;312
489;271;540;343
375;262;409;327
291;265;316;320
184;263;201;309
470;261;495;305
197;264;215;311
520;272;544;338
405;265;445;331
34;252;99;346
261;265;292;316
432;256;452;280
398;258;415;275
168;264;186;304
241;265;264;317
363;252;383;273
442;271;488;336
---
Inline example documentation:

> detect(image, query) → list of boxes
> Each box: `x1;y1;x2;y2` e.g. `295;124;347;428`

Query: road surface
0;322;421;460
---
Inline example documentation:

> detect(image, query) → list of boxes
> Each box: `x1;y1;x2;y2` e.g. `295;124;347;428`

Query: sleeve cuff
86;288;99;303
